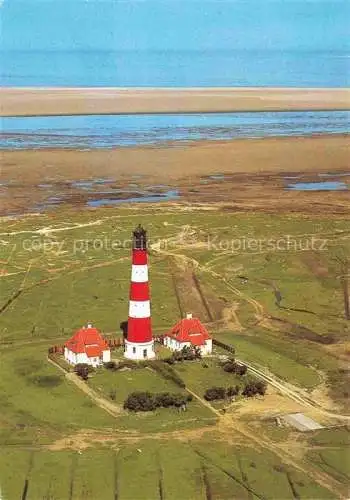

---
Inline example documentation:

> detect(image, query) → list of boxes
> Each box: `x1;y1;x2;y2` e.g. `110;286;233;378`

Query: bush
223;362;235;373
75;363;91;380
236;364;247;376
164;357;175;365
242;380;267;397
168;345;202;363
255;380;267;395
204;387;226;401
116;360;142;370
222;361;247;376
124;391;191;412
124;391;156;411
106;360;144;371
104;361;117;370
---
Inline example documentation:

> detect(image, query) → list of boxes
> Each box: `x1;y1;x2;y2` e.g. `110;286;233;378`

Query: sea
1;49;349;87
1;111;349;150
1;49;349;148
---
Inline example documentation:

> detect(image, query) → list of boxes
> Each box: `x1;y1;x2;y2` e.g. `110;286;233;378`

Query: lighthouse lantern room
124;225;155;360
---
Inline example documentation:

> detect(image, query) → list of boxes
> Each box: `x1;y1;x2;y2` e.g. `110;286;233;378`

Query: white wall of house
201;339;212;355
164;336;190;351
163;336;212;355
64;347;110;367
102;350;111;363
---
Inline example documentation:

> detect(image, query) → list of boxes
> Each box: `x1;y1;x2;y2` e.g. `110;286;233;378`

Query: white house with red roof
163;314;212;355
64;323;111;367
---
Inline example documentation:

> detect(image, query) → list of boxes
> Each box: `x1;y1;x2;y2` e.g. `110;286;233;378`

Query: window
143;349;147;358
132;347;136;354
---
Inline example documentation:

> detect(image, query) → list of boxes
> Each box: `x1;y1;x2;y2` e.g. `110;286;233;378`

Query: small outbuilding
282;413;323;432
64;323;111;367
163;313;212;355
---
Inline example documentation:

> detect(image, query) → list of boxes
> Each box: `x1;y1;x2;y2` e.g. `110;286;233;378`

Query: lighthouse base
124;340;155;360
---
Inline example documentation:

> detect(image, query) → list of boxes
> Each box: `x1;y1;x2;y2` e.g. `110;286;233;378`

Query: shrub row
150;361;186;388
48;345;64;354
204;380;267;401
204;386;240;401
48;353;72;373
165;346;202;364
104;360;145;371
242;380;267;397
124;391;192;412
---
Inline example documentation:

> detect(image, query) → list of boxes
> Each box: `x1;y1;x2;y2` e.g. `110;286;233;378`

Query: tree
222;361;247;376
236;364;247;376
124;392;156;411
242;380;267;397
255;380;267;395
223;362;235;373
75;363;89;380
124;391;192;412
204;387;226;401
170;345;202;363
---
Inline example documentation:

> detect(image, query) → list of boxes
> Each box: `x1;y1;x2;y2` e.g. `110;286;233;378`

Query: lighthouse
124;225;155;360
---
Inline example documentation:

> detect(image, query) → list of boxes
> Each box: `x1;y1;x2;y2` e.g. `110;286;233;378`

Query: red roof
165;317;211;346
65;325;109;358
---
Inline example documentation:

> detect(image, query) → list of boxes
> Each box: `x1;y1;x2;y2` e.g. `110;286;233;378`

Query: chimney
87;323;92;328
186;313;193;319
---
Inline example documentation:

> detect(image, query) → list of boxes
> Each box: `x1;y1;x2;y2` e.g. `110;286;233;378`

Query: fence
212;338;236;355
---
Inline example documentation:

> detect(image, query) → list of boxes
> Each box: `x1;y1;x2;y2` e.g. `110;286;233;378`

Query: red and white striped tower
124;225;155;360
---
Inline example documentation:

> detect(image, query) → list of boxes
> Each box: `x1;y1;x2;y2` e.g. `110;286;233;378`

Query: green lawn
0;344;115;445
89;366;185;403
174;358;253;407
89;366;217;432
0;439;337;500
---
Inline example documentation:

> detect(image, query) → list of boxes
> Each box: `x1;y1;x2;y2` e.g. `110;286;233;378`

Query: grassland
306;427;350;487
0;344;115;446
0;205;349;498
0;438;338;500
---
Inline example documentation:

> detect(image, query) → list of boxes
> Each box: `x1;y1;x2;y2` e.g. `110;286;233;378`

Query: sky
1;0;349;52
